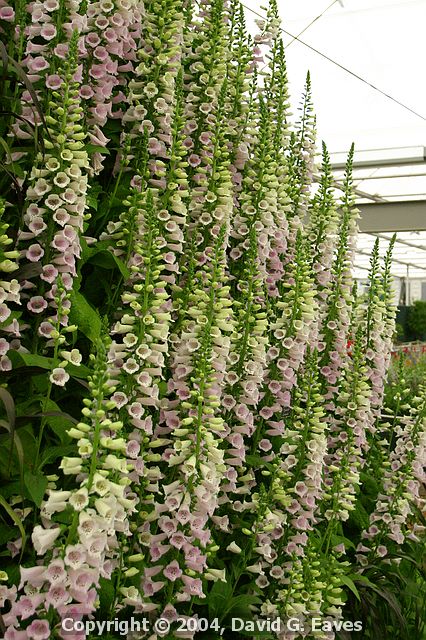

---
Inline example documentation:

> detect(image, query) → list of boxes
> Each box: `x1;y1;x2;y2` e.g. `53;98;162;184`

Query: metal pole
406;264;410;305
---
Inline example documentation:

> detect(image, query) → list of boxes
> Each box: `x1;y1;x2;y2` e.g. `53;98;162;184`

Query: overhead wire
285;0;340;47
241;2;426;122
241;1;426;275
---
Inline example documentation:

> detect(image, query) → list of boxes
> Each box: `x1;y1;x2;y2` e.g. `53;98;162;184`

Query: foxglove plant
357;392;426;565
3;334;137;640
0;199;21;370
17;31;89;348
0;1;424;639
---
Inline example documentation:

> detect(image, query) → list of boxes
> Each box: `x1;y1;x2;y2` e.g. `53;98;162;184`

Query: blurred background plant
408;301;426;342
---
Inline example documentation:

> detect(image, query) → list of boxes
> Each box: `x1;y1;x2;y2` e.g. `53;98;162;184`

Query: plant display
0;1;424;639
408;301;426;341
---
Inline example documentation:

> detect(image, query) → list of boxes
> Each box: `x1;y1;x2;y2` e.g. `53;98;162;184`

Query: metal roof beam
355;248;426;271
358;200;426;232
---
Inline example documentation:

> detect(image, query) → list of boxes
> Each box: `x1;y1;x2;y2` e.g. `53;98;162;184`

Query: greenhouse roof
243;0;426;279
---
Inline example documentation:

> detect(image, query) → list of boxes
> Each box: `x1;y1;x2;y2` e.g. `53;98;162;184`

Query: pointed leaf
69;290;101;342
24;471;48;507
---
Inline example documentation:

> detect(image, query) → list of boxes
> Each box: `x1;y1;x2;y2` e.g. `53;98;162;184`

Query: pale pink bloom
86;32;101;47
26;243;44;262
40;264;58;283
0;338;9;356
38;321;55;337
235;403;249;419
112;391;128;408
61;273;73;290
163;560;182;582
0;6;14;20
40;23;56;40
4;628;27;640
80;85;94;99
142;578;165;596
89;125;109;147
51;233;70;252
26;619;50;640
44;559;66;584
63;225;77;242
136;371;152;387
49;367;70;387
46;585;69;607
28;57;49;72
0;304;10;322
64;545;86;570
86;534;107;558
259;405;274;419
27;296;48;314
259;439;272;451
333;543;345;554
19;566;46;589
46;74;63;89
68;568;96;591
27;203;42;216
62;188;77;204
126;440;140;458
122;357;139;374
176;508;191;525
33;178;50;196
150;543;171;561
128;402;144;418
53;172;70;188
53;208;70;226
270;566;284;579
158;517;177;534
45;194;62;210
293;516;310;531
28;217;47;235
184;546;207;572
181;575;204;597
32;525;61;554
15;594;44;619
54;42;69;58
295;482;308;497
93;45;108;61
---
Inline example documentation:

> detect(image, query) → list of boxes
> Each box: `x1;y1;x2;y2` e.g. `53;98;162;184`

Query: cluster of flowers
0;0;424;639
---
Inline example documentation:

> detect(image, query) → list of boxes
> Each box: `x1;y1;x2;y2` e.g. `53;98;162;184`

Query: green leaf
330;533;356;551
7;350;90;379
348;501;370;530
0;310;21;330
24;471;47;507
0;494;26;559
245;454;275;472
40;399;75;443
40;445;76;468
0;388;15;427
340;574;361;602
69;290;102;342
208;580;233;619
85;144;110;155
9;351;52;369
0;480;23;499
225;594;263;619
0;523;16;546
98;576;116;615
88;250;130;280
86;194;99;211
360;471;379;495
53;507;73;525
